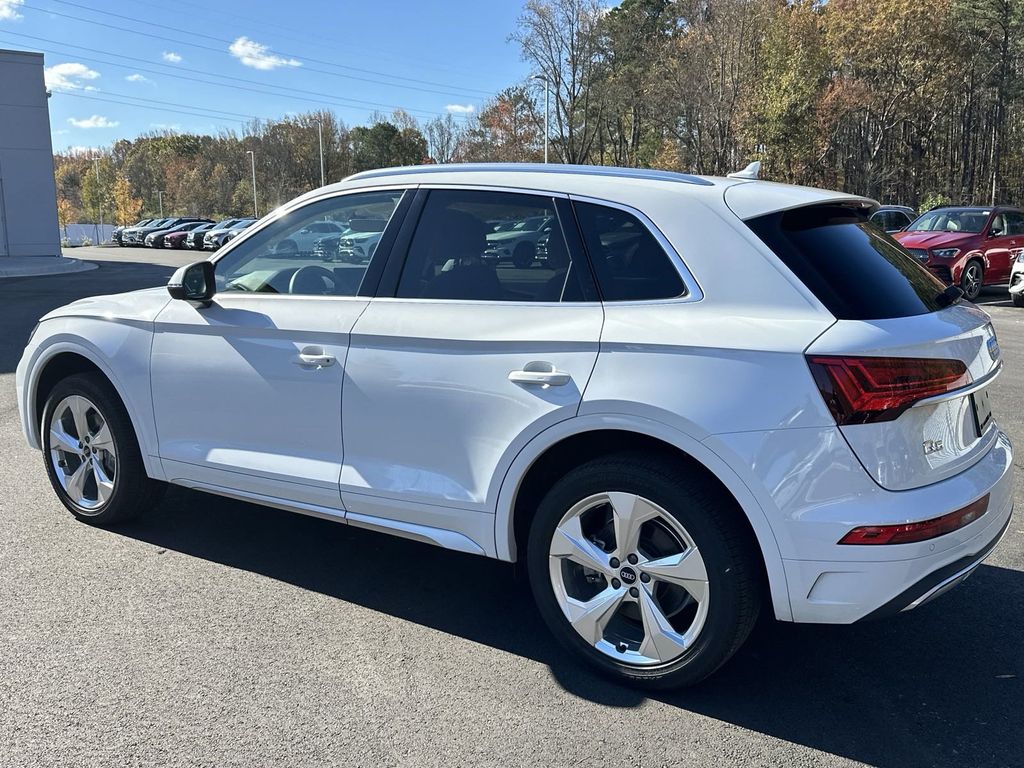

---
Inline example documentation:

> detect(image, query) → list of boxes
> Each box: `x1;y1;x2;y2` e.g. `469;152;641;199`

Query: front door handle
296;346;335;368
509;362;571;387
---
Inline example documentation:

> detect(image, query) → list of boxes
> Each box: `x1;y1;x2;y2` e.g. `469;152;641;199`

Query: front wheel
1013;293;1024;308
526;453;761;689
42;373;165;525
960;261;983;301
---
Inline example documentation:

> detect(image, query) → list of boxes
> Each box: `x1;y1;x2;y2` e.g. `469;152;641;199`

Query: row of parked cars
113;217;257;251
870;203;1024;305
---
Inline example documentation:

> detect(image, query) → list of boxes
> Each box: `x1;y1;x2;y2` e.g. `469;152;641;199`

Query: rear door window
395;189;588;302
746;205;948;320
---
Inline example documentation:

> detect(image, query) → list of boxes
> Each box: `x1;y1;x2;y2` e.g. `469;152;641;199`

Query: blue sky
0;0;533;152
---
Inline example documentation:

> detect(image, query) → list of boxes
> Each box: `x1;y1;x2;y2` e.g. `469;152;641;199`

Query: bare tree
425;113;465;163
512;0;607;164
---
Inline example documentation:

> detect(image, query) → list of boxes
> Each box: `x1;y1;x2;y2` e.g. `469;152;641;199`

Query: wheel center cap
619;567;637;585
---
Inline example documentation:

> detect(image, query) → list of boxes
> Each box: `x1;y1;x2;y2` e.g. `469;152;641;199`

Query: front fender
20;323;164;481
491;413;793;621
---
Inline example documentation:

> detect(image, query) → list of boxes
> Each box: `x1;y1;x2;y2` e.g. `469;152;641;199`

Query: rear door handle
509;363;571;387
296;346;335;368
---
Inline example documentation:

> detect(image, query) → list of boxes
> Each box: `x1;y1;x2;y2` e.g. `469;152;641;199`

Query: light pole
155;190;164;217
246;150;258;217
92;155;103;243
315;119;325;187
530;74;549;164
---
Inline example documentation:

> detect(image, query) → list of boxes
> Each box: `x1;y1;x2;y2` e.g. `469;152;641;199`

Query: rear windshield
746;205;947;320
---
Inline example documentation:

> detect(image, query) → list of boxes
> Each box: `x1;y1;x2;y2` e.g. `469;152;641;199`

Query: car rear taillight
838;495;989;545
807;355;969;425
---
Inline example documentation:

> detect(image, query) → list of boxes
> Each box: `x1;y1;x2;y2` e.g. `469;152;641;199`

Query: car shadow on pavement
0;260;174;374
115;486;1024;768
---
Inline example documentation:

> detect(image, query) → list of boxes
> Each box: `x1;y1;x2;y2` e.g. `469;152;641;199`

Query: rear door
987;211;1024;282
746;203;1002;491
340;188;603;547
983;210;1015;282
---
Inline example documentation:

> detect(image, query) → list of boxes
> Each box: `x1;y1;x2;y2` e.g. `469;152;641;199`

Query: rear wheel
42;373;165;525
960;260;983;301
1013;293;1024;308
526;453;761;689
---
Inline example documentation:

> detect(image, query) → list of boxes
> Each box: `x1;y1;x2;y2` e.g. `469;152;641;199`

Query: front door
151;188;408;510
341;188;603;548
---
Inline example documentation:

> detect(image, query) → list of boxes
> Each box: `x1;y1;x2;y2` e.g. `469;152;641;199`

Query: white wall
0;49;61;258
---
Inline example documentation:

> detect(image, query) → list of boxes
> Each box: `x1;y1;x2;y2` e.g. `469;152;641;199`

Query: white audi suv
16;164;1013;688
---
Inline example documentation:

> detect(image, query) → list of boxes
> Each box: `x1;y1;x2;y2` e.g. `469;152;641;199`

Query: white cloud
0;0;24;21
44;62;100;90
66;145;95;155
446;104;475;114
162;51;182;63
68;114;119;129
229;36;301;70
150;122;181;131
125;73;149;83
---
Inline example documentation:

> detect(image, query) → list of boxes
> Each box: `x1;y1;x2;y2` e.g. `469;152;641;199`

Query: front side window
573;201;686;301
395;189;585;302
215;190;403;296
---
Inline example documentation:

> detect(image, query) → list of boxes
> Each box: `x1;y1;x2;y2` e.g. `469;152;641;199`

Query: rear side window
746;205;947;320
573;201;686;301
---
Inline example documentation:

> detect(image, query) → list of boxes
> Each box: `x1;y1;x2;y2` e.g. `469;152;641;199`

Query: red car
163;223;213;249
892;206;1024;300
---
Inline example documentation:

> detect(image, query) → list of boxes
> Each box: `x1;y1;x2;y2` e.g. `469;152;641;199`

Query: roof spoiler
727;161;761;180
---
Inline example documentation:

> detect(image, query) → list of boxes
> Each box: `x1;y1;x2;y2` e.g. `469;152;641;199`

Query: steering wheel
288;265;337;295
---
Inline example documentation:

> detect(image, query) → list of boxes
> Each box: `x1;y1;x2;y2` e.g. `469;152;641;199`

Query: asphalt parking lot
1;248;1022;768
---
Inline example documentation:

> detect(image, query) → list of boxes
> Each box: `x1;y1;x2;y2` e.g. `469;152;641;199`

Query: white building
0;49;60;259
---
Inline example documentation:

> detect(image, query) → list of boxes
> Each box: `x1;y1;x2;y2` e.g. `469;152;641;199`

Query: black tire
512;242;535;269
960;260;983;301
276;239;298;257
526;452;761;689
41;372;165;525
1012;292;1024;308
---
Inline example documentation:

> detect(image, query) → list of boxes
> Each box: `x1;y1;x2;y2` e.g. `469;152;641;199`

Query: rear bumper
780;430;1013;623
709;426;1013;624
856;511;1011;621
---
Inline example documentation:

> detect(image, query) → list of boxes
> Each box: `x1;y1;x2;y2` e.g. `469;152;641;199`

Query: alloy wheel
964;264;982;297
548;492;710;666
48;395;117;513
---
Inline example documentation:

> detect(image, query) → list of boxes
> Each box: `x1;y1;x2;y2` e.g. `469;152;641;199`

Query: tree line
54;0;1024;227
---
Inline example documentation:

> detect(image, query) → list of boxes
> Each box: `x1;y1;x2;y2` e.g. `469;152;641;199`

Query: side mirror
167;261;215;305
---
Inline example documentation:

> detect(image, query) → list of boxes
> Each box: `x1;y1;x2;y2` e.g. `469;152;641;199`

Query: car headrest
429;209;487;263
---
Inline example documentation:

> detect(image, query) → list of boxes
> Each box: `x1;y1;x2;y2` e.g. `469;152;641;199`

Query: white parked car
1009;249;1024;307
16;164;1013;688
484;214;555;268
273;220;346;255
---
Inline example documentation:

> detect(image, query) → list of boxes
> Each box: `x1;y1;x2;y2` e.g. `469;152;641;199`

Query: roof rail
344;162;715;187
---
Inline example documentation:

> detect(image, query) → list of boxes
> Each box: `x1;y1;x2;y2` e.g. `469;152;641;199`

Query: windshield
906;208;990;233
